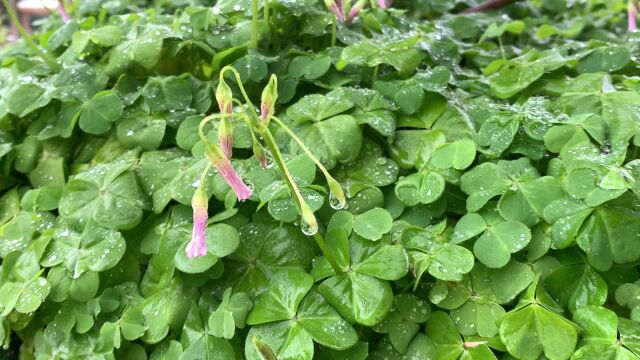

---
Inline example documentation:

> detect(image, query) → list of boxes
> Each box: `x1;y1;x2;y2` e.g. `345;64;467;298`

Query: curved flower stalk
186;185;209;258
195;65;345;273
630;0;638;32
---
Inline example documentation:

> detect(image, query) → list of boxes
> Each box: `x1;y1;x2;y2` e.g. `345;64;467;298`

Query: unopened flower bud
218;116;233;158
260;74;278;122
186;186;208;258
216;78;233;114
348;0;366;23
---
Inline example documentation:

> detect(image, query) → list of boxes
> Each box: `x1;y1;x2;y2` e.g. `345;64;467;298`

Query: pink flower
378;0;392;9
218;117;233;158
348;0;366;23
186;187;208;258
325;0;346;22
204;143;253;201
629;2;638;32
58;0;70;23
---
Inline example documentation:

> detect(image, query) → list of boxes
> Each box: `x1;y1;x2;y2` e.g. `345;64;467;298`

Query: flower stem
1;0;61;71
270;115;336;185
331;16;337;47
260;127;343;274
218;66;343;273
198;113;230;141
251;0;259;49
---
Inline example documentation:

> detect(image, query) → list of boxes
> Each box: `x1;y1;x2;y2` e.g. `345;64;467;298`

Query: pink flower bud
58;0;70;22
325;0;346;22
216;79;233;114
260;75;278;122
378;0;392;9
348;0;366;23
218;116;233;158
204;143;253;201
253;142;272;169
186;187;208;258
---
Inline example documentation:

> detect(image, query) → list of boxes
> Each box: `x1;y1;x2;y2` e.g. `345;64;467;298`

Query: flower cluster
185;68;346;258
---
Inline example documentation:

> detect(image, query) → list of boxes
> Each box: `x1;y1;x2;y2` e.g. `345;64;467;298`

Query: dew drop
329;192;346;210
301;218;318;236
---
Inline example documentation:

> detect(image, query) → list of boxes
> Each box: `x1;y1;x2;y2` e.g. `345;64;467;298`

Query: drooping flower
260;74;278;122
186;187;208;258
218;116;233;158
253;141;272;169
377;0;393;9
629;1;638;32
204;142;253;201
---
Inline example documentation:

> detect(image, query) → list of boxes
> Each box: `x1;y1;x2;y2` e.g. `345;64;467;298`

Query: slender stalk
498;35;506;60
221;66;260;120
372;64;379;85
331;16;337;47
1;0;61;71
260;127;343;274
270;116;335;184
199;163;213;186
251;0;259;49
264;0;269;24
218;65;343;273
198;113;229;141
232;99;262;146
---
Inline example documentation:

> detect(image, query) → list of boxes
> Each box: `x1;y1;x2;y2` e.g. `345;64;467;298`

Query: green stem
221;66;261;120
251;0;259;49
1;0;61;71
331;16;337;47
199;163;213;185
232;99;261;144
218;66;342;273
498;35;506;60
264;0;269;24
372;64;379;85
260;128;343;274
198;113;230;141
270;116;335;184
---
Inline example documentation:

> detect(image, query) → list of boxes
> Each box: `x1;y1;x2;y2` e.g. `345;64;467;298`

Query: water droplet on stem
329;192;346;210
301;217;318;236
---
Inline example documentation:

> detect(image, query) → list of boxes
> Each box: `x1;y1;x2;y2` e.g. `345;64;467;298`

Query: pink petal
215;158;253;201
329;3;346;22
58;0;70;22
630;6;638;32
186;206;208;258
219;136;233;158
378;0;392;9
260;103;271;122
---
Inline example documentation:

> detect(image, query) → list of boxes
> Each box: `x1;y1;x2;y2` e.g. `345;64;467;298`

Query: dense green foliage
1;0;640;359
